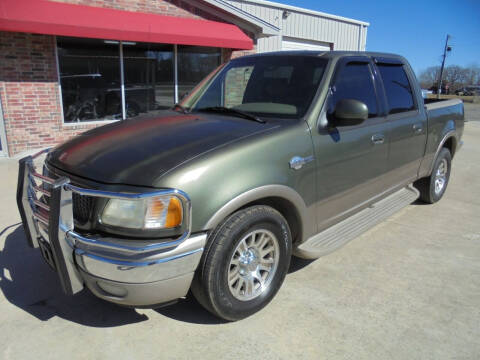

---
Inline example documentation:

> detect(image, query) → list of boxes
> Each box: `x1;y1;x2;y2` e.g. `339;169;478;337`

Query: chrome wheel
227;229;280;301
434;158;448;195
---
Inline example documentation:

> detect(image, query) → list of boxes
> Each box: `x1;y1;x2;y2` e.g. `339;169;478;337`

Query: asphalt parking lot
1;105;479;360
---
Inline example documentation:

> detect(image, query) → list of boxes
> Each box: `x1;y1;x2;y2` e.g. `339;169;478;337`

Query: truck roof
240;50;407;63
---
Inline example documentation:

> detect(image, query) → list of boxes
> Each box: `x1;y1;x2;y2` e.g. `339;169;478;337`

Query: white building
223;0;369;52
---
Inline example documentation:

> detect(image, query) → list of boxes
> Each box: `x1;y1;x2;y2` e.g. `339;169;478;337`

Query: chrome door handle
371;134;385;145
289;155;314;170
413;123;423;133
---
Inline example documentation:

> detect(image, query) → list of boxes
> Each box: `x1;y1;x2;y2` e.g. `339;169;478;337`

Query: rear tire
415;148;451;203
191;205;292;321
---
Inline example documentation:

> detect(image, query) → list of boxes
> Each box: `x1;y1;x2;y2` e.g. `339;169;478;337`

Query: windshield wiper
196;107;265;124
172;103;188;113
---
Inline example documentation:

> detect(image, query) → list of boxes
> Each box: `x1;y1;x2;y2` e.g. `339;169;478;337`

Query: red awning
0;0;253;50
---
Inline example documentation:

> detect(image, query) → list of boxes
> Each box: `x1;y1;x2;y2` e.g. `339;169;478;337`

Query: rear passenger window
377;64;415;114
329;62;378;118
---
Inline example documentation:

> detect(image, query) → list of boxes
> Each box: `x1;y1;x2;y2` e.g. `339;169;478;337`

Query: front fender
156;121;317;242
204;184;313;238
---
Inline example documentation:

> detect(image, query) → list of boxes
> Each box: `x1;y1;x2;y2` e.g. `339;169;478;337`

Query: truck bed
424;97;463;108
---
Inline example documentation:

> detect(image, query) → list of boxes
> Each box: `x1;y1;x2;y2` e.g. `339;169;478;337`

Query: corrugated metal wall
225;0;368;52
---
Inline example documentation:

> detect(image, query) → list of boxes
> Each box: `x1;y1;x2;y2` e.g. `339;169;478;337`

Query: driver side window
329;62;378;119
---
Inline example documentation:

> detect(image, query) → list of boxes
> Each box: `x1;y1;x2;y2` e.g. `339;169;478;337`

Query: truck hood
47;111;276;187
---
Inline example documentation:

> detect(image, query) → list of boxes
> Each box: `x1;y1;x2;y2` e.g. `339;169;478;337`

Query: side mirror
332;99;368;127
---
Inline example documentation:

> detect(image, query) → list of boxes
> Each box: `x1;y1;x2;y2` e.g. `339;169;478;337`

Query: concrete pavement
0;108;479;360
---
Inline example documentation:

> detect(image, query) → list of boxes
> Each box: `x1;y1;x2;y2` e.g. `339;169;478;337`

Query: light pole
437;34;452;99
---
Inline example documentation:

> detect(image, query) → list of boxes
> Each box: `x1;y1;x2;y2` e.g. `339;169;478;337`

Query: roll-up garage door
282;37;331;51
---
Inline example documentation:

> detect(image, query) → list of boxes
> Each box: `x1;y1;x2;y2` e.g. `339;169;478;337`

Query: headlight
100;195;183;230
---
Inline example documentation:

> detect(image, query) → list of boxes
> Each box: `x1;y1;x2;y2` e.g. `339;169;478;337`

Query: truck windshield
184;55;328;119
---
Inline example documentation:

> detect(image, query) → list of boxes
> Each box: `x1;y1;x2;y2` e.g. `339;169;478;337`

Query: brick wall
0;32;104;156
223;45;257;63
224;65;253;108
0;1;256;156
53;0;222;21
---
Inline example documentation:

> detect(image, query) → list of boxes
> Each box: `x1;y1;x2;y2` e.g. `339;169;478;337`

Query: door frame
0;94;8;157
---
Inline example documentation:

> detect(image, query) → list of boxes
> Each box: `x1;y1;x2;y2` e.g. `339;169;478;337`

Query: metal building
225;0;369;52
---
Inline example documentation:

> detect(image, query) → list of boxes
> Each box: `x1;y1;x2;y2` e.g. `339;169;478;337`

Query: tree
462;65;480;86
418;64;480;91
444;65;465;91
418;66;440;89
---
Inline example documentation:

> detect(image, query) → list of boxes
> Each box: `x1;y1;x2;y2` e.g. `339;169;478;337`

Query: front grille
43;164;95;225
72;193;94;223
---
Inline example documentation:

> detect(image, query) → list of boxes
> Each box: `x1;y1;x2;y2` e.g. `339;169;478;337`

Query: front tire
191;205;292;321
415;148;452;203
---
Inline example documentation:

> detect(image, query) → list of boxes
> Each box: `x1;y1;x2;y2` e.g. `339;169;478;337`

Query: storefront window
57;37;121;122
123;43;174;117
178;46;222;101
57;37;221;122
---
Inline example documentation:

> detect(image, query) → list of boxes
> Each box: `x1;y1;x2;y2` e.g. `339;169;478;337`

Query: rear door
312;57;391;231
374;58;427;185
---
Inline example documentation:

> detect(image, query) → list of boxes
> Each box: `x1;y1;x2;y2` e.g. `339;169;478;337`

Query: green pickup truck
17;51;464;321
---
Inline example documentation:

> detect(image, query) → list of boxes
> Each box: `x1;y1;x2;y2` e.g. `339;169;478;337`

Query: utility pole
437;34;452;99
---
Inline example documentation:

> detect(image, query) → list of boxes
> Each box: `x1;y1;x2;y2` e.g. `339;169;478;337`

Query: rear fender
420;123;457;178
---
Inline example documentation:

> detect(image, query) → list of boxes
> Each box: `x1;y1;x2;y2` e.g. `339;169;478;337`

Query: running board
294;185;420;259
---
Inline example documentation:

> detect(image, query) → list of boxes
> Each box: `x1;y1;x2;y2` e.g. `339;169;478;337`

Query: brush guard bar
16;148;192;296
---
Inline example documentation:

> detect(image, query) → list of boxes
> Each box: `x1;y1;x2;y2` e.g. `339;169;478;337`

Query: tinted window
123;42;174;112
329;62;378;118
178;46;222;100
377;64;415;114
57;37;121;122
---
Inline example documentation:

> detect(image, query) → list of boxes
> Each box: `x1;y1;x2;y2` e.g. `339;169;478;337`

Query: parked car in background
61;74;153;122
421;89;433;98
455;85;480;96
17;51;464;321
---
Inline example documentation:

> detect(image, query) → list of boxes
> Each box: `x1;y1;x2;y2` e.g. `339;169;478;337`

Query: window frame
0;96;8;157
326;56;385;129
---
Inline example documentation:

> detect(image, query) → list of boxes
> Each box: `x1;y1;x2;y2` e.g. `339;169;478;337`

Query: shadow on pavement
0;225;148;327
1;224;319;326
156;256;318;324
412;199;430;206
288;256;315;273
155;295;227;325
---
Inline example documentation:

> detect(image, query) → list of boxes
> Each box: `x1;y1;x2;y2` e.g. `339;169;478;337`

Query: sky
279;0;480;75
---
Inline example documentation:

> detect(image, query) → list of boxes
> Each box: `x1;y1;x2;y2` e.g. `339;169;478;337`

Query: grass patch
426;94;479;103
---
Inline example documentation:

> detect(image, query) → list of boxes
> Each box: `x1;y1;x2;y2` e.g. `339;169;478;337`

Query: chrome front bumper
16;149;206;306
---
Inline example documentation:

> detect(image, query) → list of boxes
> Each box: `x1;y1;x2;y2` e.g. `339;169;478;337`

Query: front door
312;58;390;232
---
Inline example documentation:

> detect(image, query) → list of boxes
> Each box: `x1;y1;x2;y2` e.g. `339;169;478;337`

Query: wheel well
443;136;456;157
239;197;302;244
